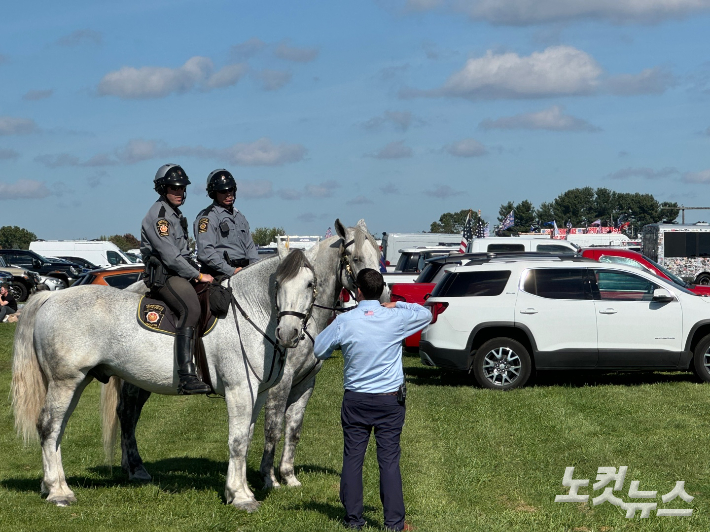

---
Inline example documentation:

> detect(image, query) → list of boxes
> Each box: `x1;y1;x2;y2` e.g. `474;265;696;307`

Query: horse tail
11;290;55;443
101;376;122;464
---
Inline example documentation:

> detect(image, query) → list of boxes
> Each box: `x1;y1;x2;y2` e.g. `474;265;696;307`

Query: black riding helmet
206;169;237;199
154;164;191;195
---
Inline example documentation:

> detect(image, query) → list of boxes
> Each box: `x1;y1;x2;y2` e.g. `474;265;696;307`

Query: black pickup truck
0;249;86;288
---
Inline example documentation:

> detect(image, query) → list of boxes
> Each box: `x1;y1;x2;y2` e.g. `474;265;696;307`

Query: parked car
419;256;710;390
381;232;460;271
30;240;133;268
0;249;86;287
73;265;145;289
55;256;100;270
581;247;710;296
0;254;39;302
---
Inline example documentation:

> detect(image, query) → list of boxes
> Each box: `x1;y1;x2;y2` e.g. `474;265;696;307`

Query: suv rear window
535;244;575;254
523;268;590;300
104;272;142;289
396;253;420;272
431;270;511;297
487;244;525;252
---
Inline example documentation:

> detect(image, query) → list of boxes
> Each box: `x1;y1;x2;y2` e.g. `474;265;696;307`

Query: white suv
419;257;710;390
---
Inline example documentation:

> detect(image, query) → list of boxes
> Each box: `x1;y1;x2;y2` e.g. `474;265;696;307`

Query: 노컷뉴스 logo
555;467;693;518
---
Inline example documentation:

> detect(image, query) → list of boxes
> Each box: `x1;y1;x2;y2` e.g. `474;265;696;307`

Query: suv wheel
472;338;531;390
9;282;28;302
696;273;710;286
692;333;710;382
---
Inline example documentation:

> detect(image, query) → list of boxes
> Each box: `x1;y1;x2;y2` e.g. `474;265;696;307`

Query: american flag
458;210;473;253
475;217;486;239
500;210;515;231
591;219;602;226
325;227;333;238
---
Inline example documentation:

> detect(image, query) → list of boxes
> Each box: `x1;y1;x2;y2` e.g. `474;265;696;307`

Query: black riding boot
175;327;211;395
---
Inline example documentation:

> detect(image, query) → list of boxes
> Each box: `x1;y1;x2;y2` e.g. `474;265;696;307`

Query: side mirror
32;258;41;269
652;288;674;303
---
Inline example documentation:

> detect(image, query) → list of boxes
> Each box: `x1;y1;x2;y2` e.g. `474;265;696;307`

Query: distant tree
497;200;536;234
252;227;285;246
0;226;37;250
430;209;481;233
99;233;141;252
659;201;681;224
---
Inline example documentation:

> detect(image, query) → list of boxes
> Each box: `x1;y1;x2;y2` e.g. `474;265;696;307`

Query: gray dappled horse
10;231;336;511
260;219;387;488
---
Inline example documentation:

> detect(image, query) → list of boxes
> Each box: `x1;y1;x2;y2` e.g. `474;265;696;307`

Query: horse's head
335;218;390;303
274;244;319;348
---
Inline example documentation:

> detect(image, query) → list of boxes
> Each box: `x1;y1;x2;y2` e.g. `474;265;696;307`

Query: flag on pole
458;210;473;253
565;220;572;239
553;220;559;237
591;219;602;226
500;210;515;231
325;227;333;238
475;217;486;239
483;223;490;238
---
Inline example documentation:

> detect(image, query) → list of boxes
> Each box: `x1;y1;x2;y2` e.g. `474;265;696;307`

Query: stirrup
178;375;212;395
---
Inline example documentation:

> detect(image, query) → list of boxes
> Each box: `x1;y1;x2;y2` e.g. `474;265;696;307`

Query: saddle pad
137;296;218;337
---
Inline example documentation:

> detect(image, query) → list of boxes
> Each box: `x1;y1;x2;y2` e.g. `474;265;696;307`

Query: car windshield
644;256;688;286
415;262;443;283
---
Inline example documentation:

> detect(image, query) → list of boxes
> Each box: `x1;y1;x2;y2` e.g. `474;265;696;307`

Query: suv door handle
519;308;538;314
599;308;617;314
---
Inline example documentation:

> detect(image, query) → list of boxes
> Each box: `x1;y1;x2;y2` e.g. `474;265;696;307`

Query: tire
696;273;710;286
471;338;531;390
9;282;28;302
692;334;710;382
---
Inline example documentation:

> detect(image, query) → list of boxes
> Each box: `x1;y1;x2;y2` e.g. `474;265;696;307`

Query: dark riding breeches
157;276;200;329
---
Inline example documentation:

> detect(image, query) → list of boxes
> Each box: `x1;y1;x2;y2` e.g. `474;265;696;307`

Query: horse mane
275;248;313;284
354;225;378;256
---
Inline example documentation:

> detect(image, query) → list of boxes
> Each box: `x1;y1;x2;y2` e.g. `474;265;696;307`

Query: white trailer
642;223;710;284
30;240;133;268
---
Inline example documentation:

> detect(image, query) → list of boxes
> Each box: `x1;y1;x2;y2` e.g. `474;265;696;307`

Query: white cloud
609;167;679;180
97;56;235;99
34;153;81;168
425;184;465;198
23;89;53;101
479;105;600;132
380;183;399;194
305;180;340;198
379;63;410;81
222;138;306;166
0;148;19;160
347;195;373;205
0;179;52;199
274;42;319;62
231;37;267;60
370;141;413;159
445;138;488;157
363;110;422;132
403;0;710;25
254;69;292;91
0;116;38;135
57;29;102;46
117;139;163;163
607;66;676;95
406;46;602;100
278;188;302;200
682;169;710;184
236;180;274;199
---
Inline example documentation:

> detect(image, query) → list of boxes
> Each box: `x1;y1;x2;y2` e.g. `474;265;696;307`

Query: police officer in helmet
194;169;258;278
141;164;213;395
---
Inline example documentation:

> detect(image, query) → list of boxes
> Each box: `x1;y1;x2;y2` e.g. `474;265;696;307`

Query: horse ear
356;219;368;232
277;241;289;260
304;244;319;264
334;219;347;240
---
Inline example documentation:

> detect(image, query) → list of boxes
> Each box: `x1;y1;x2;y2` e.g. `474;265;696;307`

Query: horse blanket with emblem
136;296;218;337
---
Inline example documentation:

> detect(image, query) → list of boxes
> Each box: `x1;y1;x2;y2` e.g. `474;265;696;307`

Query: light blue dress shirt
314;300;432;393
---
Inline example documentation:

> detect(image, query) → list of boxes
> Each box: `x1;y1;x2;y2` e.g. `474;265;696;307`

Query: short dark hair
356;268;384;300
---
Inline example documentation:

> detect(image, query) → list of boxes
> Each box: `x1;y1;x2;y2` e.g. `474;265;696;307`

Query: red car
580;248;710;296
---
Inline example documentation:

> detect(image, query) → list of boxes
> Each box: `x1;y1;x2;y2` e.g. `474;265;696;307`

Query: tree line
431;187;681;236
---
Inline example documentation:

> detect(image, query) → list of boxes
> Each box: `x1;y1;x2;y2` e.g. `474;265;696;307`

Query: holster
144;256;169;290
397;381;407;405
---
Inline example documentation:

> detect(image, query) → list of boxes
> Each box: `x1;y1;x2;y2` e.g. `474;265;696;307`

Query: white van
30;240;134;268
468;237;578;254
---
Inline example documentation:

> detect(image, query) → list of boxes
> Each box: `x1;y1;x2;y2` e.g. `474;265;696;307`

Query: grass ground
1;322;708;531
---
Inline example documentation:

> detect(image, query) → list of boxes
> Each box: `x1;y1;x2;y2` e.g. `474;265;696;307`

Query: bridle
338;238;358;299
275;262;318;345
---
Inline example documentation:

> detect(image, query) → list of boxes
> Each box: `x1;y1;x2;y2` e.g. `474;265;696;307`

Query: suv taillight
424;301;448;324
340;288;351;303
390;293;406;303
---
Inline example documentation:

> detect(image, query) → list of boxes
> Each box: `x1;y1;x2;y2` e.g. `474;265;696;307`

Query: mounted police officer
141;163;213;395
194;169;258;278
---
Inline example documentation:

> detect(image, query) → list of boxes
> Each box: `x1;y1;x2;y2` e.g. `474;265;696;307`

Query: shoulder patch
198;217;210;234
156;219;170;237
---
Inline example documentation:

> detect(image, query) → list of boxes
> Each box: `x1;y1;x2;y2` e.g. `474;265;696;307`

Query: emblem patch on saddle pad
157;219;170;237
137;296;218;337
198;217;210;233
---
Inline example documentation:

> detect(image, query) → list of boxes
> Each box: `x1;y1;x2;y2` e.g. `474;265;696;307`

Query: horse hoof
231;499;261;513
263;477;280;490
48;497;73;507
129;466;152;482
283;477;302;488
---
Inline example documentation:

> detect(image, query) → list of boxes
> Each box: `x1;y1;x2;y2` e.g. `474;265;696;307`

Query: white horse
10;238;322;510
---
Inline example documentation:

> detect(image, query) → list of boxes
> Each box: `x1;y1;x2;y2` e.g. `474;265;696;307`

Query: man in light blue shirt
314;268;431;531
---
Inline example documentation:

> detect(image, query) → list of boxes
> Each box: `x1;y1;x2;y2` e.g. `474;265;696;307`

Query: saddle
137;281;227;390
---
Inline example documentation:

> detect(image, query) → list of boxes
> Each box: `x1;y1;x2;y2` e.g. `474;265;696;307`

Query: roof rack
424;251;593;266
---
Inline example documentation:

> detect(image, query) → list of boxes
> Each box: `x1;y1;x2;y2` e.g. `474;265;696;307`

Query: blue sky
2;0;710;240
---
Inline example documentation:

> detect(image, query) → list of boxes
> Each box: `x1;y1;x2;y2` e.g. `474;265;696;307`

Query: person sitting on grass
0;284;18;323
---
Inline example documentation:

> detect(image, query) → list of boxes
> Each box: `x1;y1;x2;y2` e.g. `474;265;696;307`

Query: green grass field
1;322;709;531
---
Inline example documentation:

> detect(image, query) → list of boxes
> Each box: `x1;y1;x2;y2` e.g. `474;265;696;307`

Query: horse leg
224;388;260;512
118;382;153;481
38;376;92;506
279;376;316;487
260;376;293;489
